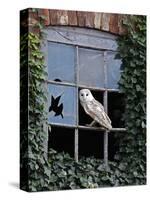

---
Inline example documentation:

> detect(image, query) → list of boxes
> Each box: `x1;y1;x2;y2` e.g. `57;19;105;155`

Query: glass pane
48;42;75;83
48;84;76;125
106;52;122;89
79;48;105;88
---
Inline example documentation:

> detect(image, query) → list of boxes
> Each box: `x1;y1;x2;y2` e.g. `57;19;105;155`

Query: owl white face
79;89;94;103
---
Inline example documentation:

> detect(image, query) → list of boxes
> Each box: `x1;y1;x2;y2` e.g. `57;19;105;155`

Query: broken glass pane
78;48;105;88
106;51;122;89
48;42;75;83
48;84;77;125
108;92;125;128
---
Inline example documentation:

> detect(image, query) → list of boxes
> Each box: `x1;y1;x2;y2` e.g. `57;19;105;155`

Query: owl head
79;89;94;103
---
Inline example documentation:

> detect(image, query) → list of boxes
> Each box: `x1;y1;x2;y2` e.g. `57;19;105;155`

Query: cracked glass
48;84;77;125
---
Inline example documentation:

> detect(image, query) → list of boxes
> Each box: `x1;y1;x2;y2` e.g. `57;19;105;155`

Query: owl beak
83;97;86;101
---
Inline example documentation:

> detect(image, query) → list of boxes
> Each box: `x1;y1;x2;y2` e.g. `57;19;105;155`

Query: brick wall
28;9;127;35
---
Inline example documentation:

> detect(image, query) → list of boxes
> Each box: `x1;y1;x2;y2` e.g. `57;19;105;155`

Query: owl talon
85;123;91;127
85;121;96;127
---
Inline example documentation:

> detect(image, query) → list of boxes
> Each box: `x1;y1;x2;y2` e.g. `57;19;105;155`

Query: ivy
20;10;146;192
20;30;49;191
115;15;146;185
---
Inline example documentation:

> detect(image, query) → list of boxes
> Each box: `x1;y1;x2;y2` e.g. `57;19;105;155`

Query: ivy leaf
141;121;146;128
136;85;142;92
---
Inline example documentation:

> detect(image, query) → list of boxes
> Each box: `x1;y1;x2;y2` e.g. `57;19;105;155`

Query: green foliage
20;8;50;191
20;31;49;191
20;12;146;192
40;149;132;190
28;32;49;192
115;15;146;185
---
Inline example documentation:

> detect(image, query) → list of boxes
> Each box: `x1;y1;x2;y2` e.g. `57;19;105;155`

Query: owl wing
87;99;112;130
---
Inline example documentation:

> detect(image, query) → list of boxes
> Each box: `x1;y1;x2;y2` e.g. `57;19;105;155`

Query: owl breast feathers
79;89;112;130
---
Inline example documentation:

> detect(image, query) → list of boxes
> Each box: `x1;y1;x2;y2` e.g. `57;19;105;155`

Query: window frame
42;26;126;166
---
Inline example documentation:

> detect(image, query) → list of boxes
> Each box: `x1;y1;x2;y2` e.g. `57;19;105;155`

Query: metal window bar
74;46;79;162
103;51;109;168
46;80;120;93
49;122;126;132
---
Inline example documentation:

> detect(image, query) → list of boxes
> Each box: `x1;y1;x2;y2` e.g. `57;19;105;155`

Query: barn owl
79;89;112;130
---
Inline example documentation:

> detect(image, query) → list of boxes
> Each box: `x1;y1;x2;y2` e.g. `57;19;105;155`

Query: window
42;27;126;165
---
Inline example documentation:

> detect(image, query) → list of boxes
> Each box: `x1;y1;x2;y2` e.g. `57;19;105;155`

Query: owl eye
86;93;88;96
81;93;83;96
